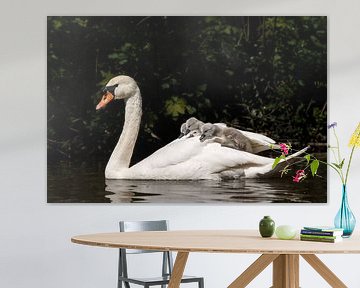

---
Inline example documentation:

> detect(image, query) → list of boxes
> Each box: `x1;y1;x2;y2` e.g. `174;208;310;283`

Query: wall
1;0;360;287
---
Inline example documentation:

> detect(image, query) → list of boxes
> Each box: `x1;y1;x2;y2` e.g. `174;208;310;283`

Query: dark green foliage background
47;16;327;164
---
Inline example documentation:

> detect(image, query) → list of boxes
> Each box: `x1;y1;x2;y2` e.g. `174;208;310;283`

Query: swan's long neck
105;88;142;176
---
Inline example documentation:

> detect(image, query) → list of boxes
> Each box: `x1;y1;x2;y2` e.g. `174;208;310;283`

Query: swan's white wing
192;145;308;178
131;137;205;169
238;130;281;153
127;137;277;180
214;124;275;144
240;130;276;144
190;142;273;168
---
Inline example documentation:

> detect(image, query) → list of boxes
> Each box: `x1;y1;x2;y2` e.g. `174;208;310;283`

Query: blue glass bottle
334;185;356;237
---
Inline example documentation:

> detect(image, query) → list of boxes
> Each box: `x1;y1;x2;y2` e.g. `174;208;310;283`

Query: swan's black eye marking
102;84;119;95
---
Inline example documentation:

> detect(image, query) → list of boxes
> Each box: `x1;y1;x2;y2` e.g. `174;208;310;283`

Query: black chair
118;220;204;288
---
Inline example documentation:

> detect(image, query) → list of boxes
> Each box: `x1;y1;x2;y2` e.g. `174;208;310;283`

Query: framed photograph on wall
47;16;327;203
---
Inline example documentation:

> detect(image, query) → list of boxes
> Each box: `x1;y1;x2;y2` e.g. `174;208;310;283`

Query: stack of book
300;226;344;243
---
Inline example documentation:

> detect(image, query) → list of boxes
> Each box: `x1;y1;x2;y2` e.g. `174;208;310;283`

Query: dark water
47;159;327;203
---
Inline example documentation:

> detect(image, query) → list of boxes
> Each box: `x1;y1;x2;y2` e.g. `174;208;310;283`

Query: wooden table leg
168;251;189;288
301;254;347;288
228;254;279;288
288;255;299;288
272;254;299;288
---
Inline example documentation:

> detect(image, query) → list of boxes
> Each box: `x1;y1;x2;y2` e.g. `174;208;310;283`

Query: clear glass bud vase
334;185;356;237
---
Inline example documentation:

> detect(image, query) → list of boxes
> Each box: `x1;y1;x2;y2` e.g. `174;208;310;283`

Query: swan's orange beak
96;92;114;110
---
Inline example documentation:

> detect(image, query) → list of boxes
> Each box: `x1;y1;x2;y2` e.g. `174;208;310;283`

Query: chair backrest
119;220;169;254
118;220;174;283
120;220;168;232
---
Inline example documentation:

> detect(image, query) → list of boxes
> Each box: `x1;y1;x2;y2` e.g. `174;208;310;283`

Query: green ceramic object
275;225;297;240
259;216;275;237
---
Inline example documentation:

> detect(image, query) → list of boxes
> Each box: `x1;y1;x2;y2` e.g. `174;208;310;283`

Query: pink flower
279;143;289;155
297;169;305;174
293;170;306;183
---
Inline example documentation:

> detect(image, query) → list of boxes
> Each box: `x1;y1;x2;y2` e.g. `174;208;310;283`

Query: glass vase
334;185;356;237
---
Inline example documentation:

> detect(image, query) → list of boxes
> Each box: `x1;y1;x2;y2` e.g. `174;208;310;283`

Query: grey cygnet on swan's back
178;117;204;138
200;123;254;152
178;123;187;138
185;117;204;134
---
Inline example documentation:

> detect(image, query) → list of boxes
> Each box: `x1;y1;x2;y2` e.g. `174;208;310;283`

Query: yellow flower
349;122;360;147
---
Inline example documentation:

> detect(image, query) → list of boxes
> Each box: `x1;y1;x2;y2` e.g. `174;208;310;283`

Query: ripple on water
47;161;327;203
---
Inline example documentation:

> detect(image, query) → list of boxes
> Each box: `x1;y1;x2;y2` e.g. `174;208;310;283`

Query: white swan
97;75;306;180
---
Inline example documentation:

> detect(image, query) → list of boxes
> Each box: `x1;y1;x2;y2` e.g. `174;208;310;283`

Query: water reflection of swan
105;179;246;203
97;75;306;180
104;178;311;203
